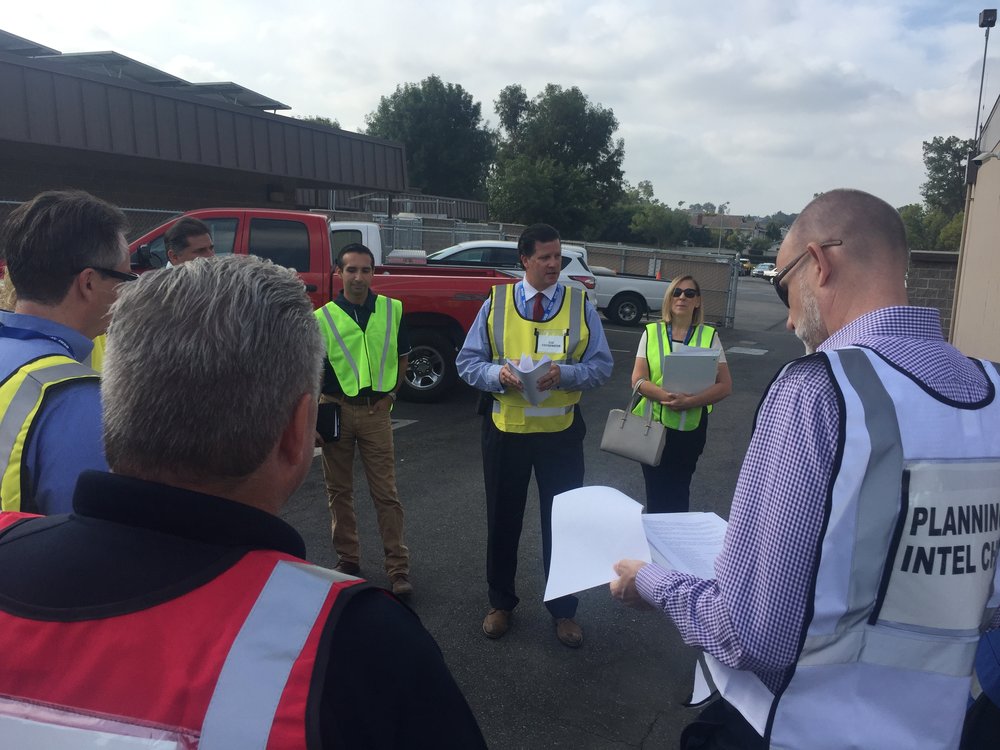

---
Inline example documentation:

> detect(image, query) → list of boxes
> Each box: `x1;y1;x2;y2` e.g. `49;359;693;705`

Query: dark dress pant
482;407;585;619
680;698;765;750
641;410;708;514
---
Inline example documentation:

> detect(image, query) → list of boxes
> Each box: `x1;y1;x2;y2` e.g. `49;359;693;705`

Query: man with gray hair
612;189;1000;749
0;189;135;514
0;255;485;748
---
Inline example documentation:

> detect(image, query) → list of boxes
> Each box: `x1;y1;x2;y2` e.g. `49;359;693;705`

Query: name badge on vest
535;328;568;355
874;459;1000;632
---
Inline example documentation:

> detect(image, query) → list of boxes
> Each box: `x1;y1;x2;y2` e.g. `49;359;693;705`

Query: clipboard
661;349;720;393
316;402;341;443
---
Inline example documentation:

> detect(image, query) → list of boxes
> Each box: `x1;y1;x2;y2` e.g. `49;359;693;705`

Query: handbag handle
620;379;657;431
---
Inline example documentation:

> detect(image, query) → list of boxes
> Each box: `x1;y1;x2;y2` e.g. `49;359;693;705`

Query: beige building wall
953;160;1000;361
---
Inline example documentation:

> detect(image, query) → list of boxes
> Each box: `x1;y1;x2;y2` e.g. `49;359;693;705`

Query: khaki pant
320;395;409;577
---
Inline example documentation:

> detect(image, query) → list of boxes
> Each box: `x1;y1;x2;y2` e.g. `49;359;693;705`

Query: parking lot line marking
727;347;768;355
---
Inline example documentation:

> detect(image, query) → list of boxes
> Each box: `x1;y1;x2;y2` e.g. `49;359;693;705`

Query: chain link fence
1;200;182;241
0;200;740;326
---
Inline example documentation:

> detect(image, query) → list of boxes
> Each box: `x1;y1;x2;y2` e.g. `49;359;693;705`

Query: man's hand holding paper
610;560;655;610
506;355;554;405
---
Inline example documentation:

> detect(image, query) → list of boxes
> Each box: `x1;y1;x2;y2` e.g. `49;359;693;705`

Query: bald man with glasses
612;189;1000;749
0;190;135;514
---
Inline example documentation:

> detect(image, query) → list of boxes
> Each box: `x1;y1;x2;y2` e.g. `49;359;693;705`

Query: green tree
629;202;690;247
899;203;929;252
687;226;712;246
920;135;974;217
365;75;496;200
490;83;625;236
899;203;964;252
296;115;341;129
937;212;964;252
749;237;772;258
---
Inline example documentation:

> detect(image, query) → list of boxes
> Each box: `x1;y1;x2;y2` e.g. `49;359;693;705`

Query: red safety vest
0;513;363;748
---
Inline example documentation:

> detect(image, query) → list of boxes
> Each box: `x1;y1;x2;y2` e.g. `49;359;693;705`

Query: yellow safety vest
487;283;589;434
315;296;402;396
86;334;106;372
634;322;716;431
0;354;99;511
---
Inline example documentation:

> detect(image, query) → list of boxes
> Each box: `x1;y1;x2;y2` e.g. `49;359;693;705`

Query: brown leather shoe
334;560;360;576
555;618;583;648
482;608;511;639
390;574;413;596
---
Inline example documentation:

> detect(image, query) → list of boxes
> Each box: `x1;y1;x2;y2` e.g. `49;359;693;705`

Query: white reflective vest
705;347;1000;750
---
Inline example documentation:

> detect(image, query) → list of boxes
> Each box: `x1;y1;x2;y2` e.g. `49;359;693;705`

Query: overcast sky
5;0;999;216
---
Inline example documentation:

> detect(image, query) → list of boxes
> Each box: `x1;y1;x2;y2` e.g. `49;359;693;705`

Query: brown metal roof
0;48;406;193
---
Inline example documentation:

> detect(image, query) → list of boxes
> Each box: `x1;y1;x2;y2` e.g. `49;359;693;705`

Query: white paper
642;512;727;579
543;487;651;601
660;349;720;394
508;354;552;406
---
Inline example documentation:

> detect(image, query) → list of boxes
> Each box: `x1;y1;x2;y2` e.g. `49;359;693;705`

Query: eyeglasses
75;267;140;283
672;288;699;299
772;240;842;307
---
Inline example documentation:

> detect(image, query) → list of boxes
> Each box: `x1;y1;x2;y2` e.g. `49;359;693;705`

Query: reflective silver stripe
0;360;96;485
490;286;508;364
653;323;665;424
565;288;582;364
695;325;710;346
375;297;395;391
200;561;350;749
838;348;904;629
490;401;573;417
799;628;979;677
321;306;360;386
971;667;984;700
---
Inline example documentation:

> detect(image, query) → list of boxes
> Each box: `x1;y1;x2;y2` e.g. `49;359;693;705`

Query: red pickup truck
129;208;512;402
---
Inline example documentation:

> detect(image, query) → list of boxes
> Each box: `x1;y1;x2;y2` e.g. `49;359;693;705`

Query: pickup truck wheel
607;293;645;327
401;330;457;403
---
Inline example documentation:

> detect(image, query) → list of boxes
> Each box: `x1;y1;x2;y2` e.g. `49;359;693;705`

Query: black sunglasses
76;266;140;283
672;288;699;299
772;240;842;307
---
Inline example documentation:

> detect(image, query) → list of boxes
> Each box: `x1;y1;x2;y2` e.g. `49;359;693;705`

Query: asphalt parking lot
281;276;806;748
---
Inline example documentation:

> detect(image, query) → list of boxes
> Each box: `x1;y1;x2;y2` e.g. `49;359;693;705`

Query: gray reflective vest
705;347;1000;749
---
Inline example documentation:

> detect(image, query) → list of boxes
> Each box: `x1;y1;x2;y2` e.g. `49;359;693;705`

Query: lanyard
518;284;558;321
0;323;75;357
666;323;695;350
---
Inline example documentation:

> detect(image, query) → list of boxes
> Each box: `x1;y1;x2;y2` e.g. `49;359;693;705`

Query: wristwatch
387;391;398;402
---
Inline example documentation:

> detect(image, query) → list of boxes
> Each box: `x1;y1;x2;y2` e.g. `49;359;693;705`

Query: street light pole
717;201;730;251
974;9;997;145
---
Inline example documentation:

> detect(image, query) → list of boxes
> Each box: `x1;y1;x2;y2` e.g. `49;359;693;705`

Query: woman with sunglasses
629;275;732;513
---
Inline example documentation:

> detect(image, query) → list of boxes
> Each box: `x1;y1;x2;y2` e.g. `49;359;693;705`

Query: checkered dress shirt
635;306;998;692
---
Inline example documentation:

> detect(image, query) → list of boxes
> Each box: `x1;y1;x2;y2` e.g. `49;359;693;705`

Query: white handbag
599;380;666;466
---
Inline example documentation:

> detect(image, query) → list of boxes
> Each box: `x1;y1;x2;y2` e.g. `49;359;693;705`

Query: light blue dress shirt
0;311;106;514
456;281;613;392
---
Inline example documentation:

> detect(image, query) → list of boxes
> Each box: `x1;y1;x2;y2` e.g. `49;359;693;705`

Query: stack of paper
507;354;552;406
642;512;727;578
543;486;728;600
